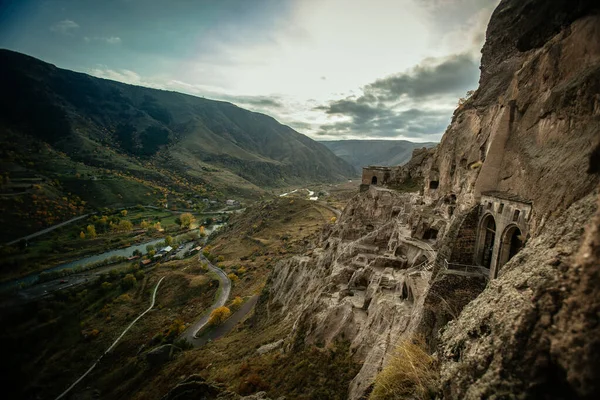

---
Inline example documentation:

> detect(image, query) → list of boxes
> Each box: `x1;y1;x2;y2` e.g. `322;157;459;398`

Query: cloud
50;19;79;34
366;53;479;101
105;36;121;44
313;53;478;140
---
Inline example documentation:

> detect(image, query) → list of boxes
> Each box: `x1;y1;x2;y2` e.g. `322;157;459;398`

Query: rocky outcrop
263;187;438;399
421;0;600;230
429;1;600;397
437;190;598;399
256;1;600;399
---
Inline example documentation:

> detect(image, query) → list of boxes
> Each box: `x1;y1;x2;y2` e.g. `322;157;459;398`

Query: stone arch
477;213;496;269
371;176;378;185
497;224;523;275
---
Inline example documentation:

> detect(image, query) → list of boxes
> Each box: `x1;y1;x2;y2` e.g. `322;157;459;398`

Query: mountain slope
320;140;436;172
0;50;354;193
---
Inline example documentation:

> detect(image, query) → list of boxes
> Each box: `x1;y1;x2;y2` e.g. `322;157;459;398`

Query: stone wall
361;166;391;186
448;206;480;265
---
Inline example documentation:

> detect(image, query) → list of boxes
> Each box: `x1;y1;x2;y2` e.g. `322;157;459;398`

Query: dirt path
5;213;92;246
55;276;166;400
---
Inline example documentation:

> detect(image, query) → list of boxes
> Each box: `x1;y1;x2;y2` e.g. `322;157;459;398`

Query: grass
370;337;438;400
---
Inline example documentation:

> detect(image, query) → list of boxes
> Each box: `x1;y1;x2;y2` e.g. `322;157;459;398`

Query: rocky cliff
255;0;600;398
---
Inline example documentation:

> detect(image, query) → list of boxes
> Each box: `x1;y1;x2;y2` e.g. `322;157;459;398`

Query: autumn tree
115;220;133;232
140;220;149;229
208;306;231;326
180;212;196;228
199;226;206;237
230;296;243;311
86;224;97;238
79;231;86;239
165;235;173;246
121;210;128;217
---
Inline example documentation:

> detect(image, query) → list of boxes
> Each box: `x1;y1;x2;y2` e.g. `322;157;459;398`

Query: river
2;223;225;292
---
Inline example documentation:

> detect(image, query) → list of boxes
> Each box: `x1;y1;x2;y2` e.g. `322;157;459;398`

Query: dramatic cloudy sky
0;0;499;142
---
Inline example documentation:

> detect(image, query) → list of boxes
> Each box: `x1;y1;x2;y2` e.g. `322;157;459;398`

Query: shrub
227;273;239;282
121;274;137;289
469;160;483;170
115;293;132;303
370;337;438;400
230;296;243;310
208;306;231;326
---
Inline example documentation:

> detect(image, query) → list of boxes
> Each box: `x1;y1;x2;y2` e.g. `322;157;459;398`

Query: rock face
257;0;600;398
422;0;599;229
265;187;437;399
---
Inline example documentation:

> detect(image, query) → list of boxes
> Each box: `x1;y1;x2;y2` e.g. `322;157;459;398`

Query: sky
0;0;500;142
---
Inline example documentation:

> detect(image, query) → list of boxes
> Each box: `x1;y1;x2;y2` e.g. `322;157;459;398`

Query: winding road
179;255;231;343
55;276;166;400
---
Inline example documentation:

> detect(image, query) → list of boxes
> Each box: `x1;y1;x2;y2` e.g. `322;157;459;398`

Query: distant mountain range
0;50;355;197
320;140;437;173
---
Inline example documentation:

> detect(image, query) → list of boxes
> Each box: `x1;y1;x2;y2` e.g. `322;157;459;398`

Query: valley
1;0;600;399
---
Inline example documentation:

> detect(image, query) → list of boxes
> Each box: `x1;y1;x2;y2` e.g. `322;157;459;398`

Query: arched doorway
371;176;378;185
498;225;523;271
478;214;496;269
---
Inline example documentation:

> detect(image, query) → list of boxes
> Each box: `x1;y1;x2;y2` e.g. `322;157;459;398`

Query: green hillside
0;49;354;241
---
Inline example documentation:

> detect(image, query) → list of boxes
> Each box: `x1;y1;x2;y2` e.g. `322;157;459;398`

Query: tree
132;249;142;257
79;231;86;239
101;281;113;291
199;226;206;237
121;210;128;217
146;244;155;253
228;273;239;282
180;212;196;228
165;235;173;246
208;306;231;326
116;219;133;232
86;224;97;238
230;296;243;311
121;274;137;289
140;220;149;229
154;222;162;231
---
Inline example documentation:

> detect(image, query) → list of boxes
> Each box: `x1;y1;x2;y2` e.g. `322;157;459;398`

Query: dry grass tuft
370;337;438;400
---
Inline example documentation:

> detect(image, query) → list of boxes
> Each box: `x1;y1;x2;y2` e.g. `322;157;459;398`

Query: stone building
476;191;531;278
361;166;391;189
